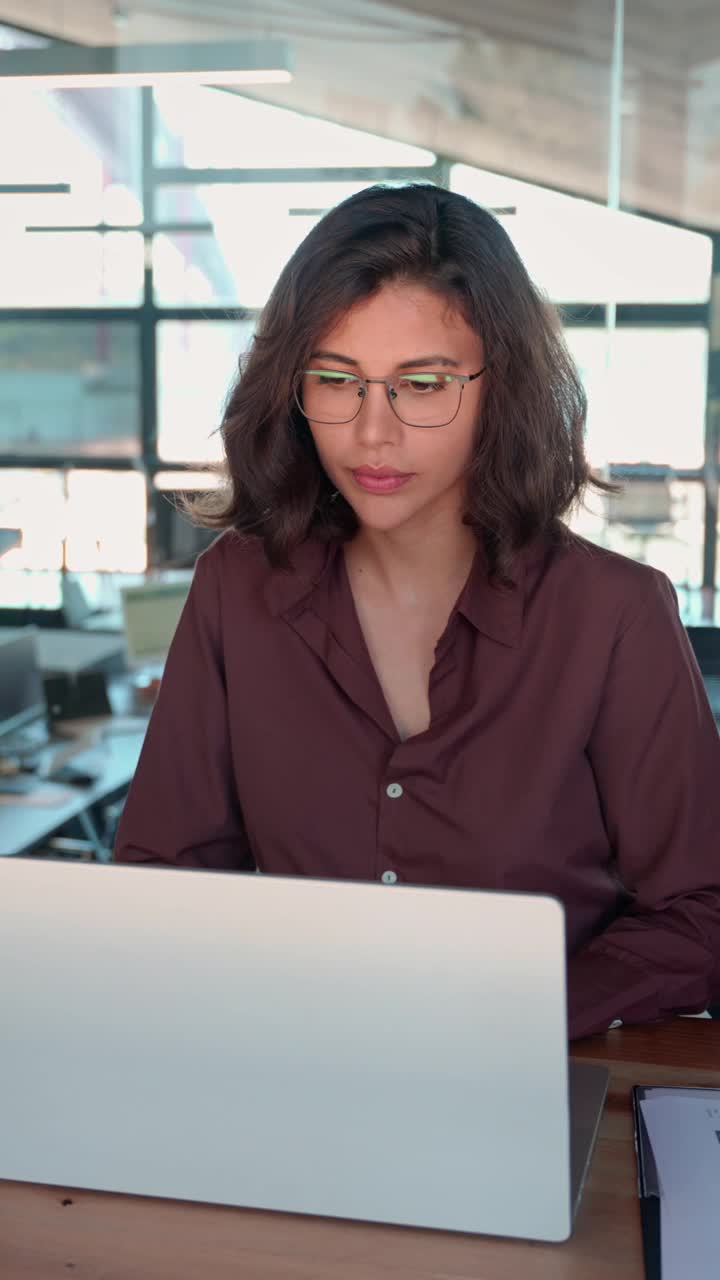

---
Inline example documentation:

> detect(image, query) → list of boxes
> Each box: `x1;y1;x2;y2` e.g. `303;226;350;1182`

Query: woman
115;183;720;1039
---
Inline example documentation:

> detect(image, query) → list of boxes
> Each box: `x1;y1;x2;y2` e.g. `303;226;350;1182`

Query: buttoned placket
375;617;462;886
272;543;485;888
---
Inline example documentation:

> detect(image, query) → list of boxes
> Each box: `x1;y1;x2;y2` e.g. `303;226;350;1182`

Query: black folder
632;1082;720;1280
631;1086;662;1280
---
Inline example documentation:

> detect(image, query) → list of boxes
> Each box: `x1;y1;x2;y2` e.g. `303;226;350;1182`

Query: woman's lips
351;469;414;494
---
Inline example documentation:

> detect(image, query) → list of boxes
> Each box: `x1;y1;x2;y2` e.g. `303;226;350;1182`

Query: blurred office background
0;0;718;632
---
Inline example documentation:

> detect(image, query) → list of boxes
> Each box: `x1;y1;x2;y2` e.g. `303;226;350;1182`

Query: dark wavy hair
188;182;617;586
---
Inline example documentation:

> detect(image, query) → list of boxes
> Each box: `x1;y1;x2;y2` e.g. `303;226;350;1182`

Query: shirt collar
455;540;527;648
263;537;336;618
264;532;548;647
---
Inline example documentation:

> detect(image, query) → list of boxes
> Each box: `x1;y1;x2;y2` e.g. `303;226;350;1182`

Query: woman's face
304;280;486;540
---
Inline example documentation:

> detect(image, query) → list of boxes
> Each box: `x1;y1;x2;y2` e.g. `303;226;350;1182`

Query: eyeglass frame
294;366;487;428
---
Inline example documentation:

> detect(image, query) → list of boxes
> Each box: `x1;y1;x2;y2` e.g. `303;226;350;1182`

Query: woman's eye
400;376;448;393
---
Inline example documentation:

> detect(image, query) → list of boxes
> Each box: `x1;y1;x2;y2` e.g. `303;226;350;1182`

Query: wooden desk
1;1020;718;1279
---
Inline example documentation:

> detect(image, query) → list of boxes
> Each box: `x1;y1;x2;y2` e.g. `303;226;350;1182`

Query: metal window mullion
0;308;140;322
0;455;142;469
140;87;161;565
702;233;720;590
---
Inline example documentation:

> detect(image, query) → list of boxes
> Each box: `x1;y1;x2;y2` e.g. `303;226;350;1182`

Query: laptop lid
0;860;577;1242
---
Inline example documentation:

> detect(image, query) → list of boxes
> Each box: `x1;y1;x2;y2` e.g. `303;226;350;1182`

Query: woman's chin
342;490;422;532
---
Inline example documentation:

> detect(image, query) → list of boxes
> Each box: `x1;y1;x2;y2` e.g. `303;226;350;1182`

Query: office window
0;468;146;579
65;471;146;573
570;478;705;589
150;88;435;309
0;321;141;458
0;86;143;306
0;231;144;309
564;326;709;588
451;165;711;305
0;469;65;574
153;181;408;309
565;327;708;471
153;86;435;170
0;568;62;612
152;229;231;308
156;319;255;463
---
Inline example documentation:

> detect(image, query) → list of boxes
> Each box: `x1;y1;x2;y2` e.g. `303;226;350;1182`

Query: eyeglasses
295;367;486;428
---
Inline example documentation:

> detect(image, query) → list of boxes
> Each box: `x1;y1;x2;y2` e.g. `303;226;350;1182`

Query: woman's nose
353;381;403;439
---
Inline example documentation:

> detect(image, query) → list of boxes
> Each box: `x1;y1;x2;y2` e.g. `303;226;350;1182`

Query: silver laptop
0;859;607;1242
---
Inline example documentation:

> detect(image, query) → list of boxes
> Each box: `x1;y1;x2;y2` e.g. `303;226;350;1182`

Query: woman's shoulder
545;528;668;583
193;529;331;620
196;529;269;578
530;527;677;625
192;530;276;606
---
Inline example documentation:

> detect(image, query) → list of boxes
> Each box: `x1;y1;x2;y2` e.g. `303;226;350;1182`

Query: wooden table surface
1;1020;718;1280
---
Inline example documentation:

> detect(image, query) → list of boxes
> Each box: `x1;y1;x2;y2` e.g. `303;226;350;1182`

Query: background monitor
120;578;192;667
0;629;46;740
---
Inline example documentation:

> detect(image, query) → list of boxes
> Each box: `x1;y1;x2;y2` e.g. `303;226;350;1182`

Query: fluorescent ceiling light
0;39;292;88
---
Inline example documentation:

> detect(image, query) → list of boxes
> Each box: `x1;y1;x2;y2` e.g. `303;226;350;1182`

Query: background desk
0;626;127;676
0;671;147;858
0;1020;717;1280
0;729;145;858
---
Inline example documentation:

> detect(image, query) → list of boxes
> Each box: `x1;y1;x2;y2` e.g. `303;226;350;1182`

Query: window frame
0;88;717;590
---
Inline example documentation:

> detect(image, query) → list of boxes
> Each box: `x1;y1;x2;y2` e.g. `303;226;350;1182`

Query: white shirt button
381;870;398;885
386;783;403;799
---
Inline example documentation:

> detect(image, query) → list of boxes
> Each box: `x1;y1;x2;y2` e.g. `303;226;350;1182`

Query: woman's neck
346;517;478;607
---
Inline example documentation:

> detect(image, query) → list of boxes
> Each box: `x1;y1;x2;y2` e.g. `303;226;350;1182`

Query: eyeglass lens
298;370;462;427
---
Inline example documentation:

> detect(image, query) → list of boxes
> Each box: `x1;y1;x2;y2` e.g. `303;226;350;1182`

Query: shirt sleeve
113;545;256;872
568;568;720;1039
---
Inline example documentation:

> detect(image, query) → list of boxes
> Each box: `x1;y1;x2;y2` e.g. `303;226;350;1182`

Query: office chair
605;469;677;565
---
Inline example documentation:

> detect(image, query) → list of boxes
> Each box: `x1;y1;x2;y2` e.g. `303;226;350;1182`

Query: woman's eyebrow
310;349;461;370
309;350;358;366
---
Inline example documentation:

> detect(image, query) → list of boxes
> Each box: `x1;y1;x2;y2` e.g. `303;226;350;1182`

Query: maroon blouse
114;529;720;1038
